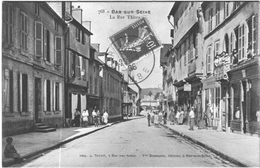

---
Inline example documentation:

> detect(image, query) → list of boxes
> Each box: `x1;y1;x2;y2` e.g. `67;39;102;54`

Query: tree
154;92;160;100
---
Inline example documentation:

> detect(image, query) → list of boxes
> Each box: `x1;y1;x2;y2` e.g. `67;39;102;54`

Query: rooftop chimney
72;5;83;24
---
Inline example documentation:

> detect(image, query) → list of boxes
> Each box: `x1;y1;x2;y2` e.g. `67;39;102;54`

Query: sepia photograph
1;0;260;167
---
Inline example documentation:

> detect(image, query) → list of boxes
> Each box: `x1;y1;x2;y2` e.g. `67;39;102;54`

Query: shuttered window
21;11;28;51
4;3;13;44
35;22;43;57
82;58;86;80
207;45;212;73
44;28;50;62
247;15;258;56
75;55;80;77
55;36;62;66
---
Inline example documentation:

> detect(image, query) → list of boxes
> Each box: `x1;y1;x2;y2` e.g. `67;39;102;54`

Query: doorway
34;78;41;122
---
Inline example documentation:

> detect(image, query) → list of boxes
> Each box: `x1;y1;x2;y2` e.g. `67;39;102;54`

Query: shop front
228;60;260;135
202;76;221;130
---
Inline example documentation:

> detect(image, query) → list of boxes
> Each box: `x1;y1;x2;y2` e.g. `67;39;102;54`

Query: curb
160;124;250;167
3;123;116;167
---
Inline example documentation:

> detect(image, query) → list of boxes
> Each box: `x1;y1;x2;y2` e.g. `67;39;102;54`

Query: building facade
202;1;260;133
168;2;204;125
2;2;66;136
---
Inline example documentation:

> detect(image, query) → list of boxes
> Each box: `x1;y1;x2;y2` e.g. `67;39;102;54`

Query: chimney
72;5;83;24
82;21;91;32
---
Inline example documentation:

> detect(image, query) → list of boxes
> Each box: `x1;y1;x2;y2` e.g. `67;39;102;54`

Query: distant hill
141;88;162;99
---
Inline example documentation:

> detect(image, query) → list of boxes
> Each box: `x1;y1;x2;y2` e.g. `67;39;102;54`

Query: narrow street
19;118;238;167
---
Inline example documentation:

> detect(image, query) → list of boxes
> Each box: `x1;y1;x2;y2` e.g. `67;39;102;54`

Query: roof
160;44;171;65
169;2;180;16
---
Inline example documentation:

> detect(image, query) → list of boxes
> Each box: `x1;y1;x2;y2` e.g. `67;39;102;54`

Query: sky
73;1;174;90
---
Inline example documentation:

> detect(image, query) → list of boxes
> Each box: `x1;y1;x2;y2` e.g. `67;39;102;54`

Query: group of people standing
146;107;196;131
147;110;168;126
73;106;109;127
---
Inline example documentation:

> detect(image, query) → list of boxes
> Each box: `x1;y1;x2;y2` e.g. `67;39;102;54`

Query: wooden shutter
75;55;80;77
55;36;62;66
82;58;86;80
53;81;56;111
35;22;43;58
44;79;46;111
253;14;258;55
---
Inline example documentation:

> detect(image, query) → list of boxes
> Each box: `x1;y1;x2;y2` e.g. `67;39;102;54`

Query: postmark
105;17;161;84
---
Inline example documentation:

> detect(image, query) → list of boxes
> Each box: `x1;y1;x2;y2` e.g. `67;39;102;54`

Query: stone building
201;1;260;133
2;2;66;136
168;2;204;125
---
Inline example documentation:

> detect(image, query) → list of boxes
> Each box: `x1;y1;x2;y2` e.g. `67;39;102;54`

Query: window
247;15;258;57
189;34;193;61
75;55;81;78
3;69;13;113
44;28;50;62
82;32;85;44
18;73;28;112
185;38;189;65
54;82;61;111
4;3;13;44
234;2;241;10
194;32;198;58
35;22;43;57
230;32;236;55
208;7;213;32
90;76;93;93
215;40;220;57
207;45;212;73
95;78;98;94
215;2;220;26
82;58;86;81
34;3;39;16
44;79;51;111
224;34;229;53
238;24;246;60
76;28;80;41
104;71;106;90
21;11;28;51
224;2;229;19
54;19;58;31
55;37;62;66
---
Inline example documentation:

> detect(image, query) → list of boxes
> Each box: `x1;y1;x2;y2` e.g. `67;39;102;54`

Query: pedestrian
92;109;98;127
179;108;184;124
96;108;101;126
4;137;24;163
158;111;163;124
147;112;151;126
168;110;175;125
81;109;89;127
205;103;213;128
103;110;109;124
74;109;81;127
151;111;155;124
175;110;180;125
154;112;159;125
235;107;240;120
163;111;167;124
189;107;195;130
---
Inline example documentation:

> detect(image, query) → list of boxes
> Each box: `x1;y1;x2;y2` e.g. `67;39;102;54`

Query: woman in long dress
154;112;159;125
179;108;184;125
81;109;89;127
158;111;163;124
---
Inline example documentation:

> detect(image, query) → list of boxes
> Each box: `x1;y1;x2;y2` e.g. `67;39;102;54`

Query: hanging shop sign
184;83;191;91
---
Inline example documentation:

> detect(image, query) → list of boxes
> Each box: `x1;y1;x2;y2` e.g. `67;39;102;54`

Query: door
34;78;41;122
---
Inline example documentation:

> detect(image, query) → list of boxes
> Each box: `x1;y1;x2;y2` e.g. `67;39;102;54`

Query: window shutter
51;80;53;111
44;79;46;111
82;58;86;80
55;36;62;66
69;51;74;77
19;73;22;112
254;14;258;55
53;81;56;111
35;22;43;58
59;83;62;111
75;55;80;77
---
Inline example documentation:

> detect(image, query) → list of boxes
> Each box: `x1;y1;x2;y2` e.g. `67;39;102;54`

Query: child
4;137;23;163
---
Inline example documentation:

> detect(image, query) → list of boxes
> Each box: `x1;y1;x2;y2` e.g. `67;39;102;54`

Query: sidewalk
160;122;260;167
2;122;116;167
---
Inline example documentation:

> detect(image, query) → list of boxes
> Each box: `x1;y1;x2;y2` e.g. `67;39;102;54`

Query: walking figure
189;107;195;131
147;112;151;126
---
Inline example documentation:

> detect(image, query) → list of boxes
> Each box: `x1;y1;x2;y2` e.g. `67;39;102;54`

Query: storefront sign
184;83;191;91
215;64;230;81
202;76;220;89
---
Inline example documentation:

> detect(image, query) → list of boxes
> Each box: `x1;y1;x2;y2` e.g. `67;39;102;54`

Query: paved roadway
20;118;238;167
